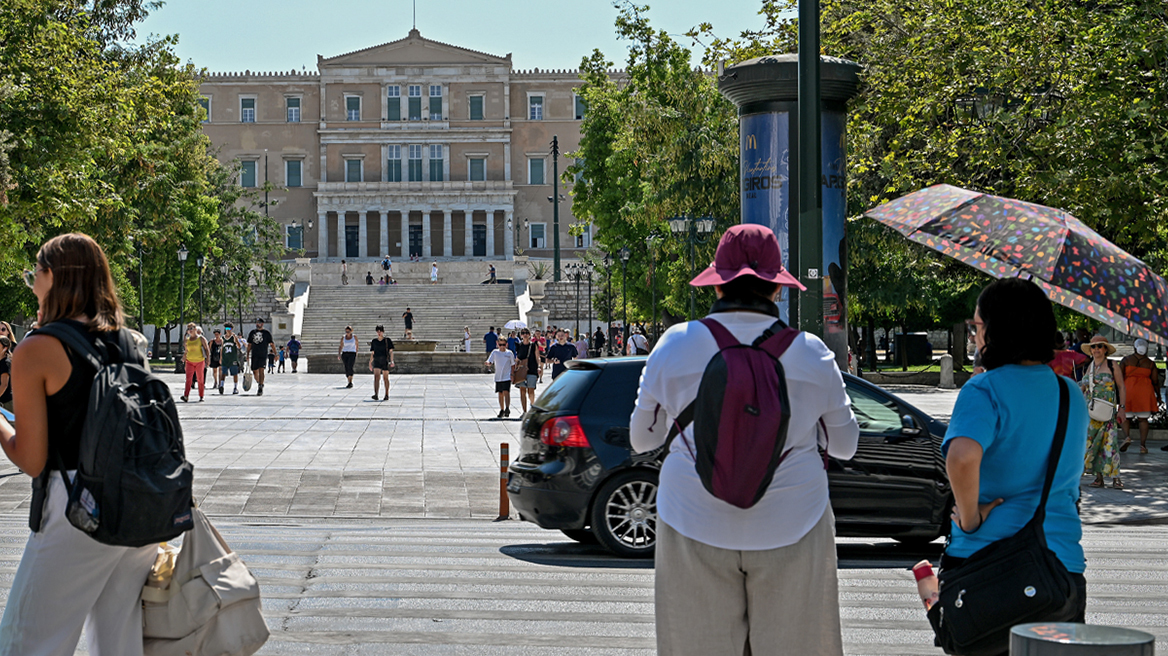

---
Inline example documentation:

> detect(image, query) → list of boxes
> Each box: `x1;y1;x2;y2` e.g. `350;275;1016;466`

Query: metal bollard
1011;623;1154;655
496;442;510;521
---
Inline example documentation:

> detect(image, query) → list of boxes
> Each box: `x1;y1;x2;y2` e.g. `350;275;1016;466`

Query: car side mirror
900;414;922;436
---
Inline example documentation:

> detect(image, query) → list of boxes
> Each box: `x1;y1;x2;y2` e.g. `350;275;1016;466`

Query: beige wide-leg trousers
655;505;843;656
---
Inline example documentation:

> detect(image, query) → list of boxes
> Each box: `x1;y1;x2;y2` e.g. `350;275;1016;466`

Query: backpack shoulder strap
33;322;104;370
753;320;800;360
698;317;741;351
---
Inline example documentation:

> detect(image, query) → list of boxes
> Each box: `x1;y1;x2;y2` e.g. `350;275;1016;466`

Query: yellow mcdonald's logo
746;134;758;150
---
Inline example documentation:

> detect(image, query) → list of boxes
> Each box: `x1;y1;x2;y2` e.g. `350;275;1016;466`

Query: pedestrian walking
267;347;275;374
366;271;374;285
513;329;542;414
486;338;515;418
338;325;359;389
464;326;472;353
431;261;439;284
219;322;243;394
287;335;301;372
246;318;276;396
0;233;158;655
628;224;859;656
488;264;497;284
0;336;12;414
627;327;649;355
1048;331;1088;378
546;329;578;380
369;325;395;400
180;322;209;402
574;333;589;360
277;346;286;372
593;326;606;356
1119;338;1159;455
507;331;518;353
484;326;498;353
1080;335;1125;488
402;307;414;340
930;278;1089;653
208;328;223;390
341;259;349;285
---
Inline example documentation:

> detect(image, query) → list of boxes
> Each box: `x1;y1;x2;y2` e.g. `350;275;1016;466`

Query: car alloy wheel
590;469;658;558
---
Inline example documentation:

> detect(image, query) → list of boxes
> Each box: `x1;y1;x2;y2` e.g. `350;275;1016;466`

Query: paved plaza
0;371;1162;653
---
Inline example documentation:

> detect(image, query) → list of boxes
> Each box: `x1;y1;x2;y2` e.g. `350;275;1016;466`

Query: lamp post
176;245;188;371
668;217;715;320
604;253;613;355
550;135;561;281
133;235;146;333
647;235;658;345
619;247;630;353
196;255;204;326
221;263;229;324
586;261;594;349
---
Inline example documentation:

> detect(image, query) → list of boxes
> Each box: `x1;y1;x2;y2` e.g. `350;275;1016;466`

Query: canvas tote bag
142;506;269;656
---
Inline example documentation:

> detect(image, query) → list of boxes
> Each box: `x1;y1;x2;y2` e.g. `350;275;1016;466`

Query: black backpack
31;322;194;547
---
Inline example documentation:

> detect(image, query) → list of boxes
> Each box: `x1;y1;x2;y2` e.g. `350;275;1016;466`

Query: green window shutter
346;96;360;121
287;225;302;250
575;96;586;120
469;96;483;120
408;159;422;181
198;98;210;122
470;158;485;181
388;159;402;182
430;96;442;120
408;97;421;120
387;98;400;121
286;161;301;187
429;159;443;181
529;158;544;185
346;160;362;182
240;161;256;187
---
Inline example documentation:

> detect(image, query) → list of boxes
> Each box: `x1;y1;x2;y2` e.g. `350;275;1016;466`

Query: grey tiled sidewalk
0;372;522;519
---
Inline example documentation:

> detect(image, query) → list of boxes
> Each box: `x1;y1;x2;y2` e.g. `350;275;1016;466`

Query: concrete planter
528;279;548;297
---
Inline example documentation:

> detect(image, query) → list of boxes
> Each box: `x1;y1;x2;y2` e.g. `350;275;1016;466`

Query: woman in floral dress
1079;335;1126;489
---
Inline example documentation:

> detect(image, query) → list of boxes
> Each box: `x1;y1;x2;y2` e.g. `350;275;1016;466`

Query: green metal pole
797;0;823;337
552;135;561;282
689;222;697;320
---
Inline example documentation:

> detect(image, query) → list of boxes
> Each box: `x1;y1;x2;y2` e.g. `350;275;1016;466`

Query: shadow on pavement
499;542;655;569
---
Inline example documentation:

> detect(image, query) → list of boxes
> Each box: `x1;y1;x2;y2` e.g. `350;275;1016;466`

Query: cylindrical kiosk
1010;623;1154;655
718;55;861;366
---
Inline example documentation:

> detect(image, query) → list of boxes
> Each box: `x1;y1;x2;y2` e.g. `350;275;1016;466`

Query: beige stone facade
199;29;594;263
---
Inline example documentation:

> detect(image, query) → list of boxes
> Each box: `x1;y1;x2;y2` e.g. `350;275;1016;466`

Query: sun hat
690;224;805;290
1081;334;1116;356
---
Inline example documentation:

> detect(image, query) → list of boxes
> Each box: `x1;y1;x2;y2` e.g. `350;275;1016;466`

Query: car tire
590;469;658;558
560;529;599;544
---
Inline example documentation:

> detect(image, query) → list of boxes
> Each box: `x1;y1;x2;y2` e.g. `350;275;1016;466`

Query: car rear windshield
533;367;601;413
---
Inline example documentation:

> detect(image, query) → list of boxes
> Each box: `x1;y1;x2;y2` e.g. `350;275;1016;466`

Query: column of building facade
336;211;346;261
464;212;473;256
358;212;368;259
422;211;432;258
400;212;409;258
504;210;514;260
319;211;329;261
379;211;388;257
442;210;452;257
485;209;495;258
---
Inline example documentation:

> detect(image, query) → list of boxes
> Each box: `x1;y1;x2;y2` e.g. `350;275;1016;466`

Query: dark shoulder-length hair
977;278;1056;370
37;233;124;332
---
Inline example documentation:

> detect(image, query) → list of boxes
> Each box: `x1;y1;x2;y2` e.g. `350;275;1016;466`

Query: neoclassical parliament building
199;29;593;262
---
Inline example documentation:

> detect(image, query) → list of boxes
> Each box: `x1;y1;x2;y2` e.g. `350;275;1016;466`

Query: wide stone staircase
299;283;519;373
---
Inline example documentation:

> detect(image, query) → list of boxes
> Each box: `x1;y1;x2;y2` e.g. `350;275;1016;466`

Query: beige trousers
655;505;843;656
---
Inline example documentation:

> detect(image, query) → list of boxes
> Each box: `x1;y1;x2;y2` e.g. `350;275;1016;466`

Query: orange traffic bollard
497;442;510;521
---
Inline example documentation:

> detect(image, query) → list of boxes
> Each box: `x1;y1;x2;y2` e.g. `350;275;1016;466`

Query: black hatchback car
507;356;952;557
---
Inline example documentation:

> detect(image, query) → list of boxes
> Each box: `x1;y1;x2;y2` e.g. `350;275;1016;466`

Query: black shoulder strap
32;322;104;370
1033;374;1071;526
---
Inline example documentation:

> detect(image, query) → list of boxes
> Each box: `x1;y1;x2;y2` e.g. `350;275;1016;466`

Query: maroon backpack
666;318;800;509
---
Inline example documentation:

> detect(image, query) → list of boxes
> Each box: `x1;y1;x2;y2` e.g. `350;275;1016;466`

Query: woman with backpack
628;225;859;656
0;233;160;655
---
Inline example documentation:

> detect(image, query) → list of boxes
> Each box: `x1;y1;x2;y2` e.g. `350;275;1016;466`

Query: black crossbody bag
927;375;1081;656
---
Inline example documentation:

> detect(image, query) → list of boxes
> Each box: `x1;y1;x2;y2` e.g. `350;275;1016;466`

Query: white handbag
1086;362;1117;423
141;507;270;656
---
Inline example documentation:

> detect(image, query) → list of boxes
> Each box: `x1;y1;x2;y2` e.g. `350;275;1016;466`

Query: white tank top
342;335;357;352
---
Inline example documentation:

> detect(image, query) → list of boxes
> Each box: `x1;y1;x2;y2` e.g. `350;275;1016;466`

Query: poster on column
739;112;791;323
821;110;847;337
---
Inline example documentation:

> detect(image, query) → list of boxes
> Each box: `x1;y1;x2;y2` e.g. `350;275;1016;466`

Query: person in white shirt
485;339;516;418
626;327;649;355
629;224;859;656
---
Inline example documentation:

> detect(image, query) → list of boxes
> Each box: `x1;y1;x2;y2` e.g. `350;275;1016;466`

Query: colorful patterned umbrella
865;184;1168;344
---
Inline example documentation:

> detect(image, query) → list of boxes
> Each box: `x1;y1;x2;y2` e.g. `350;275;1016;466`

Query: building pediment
319;29;511;68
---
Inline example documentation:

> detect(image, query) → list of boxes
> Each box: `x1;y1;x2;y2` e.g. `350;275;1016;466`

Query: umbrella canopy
503;319;527;330
865;184;1168;344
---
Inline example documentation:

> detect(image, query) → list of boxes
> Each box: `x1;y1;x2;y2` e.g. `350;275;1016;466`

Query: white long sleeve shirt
630;311;859;550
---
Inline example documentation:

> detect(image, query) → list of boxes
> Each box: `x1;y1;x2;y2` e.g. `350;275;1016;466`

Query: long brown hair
36;233;124;332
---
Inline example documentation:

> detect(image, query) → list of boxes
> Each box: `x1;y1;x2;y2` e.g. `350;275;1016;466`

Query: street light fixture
667;217;716;320
196;255;205;326
176;245;189;370
549;135;562;281
619;247;630;353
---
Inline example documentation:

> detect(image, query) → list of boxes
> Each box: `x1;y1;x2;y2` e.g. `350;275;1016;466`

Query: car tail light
539;416;590;448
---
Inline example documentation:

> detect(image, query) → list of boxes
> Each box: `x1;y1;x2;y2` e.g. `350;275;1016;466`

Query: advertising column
740;112;792;323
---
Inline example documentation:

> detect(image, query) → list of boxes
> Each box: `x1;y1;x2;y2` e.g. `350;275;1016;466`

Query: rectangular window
469;95;484;120
574;157;585;183
240;97;255;123
286;224;303;250
408;144;422;181
528;157;545;185
285;160;302;187
408;85;422;120
575;95;586;120
469;158;486;181
240;160;256;187
529;95;543;120
198;97;210;123
530;223;546;249
346;96;360;121
429;145;443;181
387;85;401;121
345;159;362;183
286;97;300;123
386;144;402;182
429;85;442;120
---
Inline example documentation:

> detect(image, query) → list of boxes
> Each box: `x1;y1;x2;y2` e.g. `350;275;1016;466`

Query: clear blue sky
133;0;769;72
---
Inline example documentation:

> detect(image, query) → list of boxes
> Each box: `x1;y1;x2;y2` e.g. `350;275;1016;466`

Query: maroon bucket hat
690;224;805;290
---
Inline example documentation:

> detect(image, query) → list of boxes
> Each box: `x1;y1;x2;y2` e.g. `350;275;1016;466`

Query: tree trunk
867;318;878;373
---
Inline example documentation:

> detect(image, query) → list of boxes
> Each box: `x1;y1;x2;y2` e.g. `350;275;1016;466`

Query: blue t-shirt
507;336;519;353
484;332;498;353
943;365;1089;573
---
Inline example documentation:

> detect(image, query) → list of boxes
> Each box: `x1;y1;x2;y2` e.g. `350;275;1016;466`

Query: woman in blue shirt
943;279;1089;624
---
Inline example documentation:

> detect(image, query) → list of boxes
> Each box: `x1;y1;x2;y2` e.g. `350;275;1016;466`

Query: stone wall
539;280;600;333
